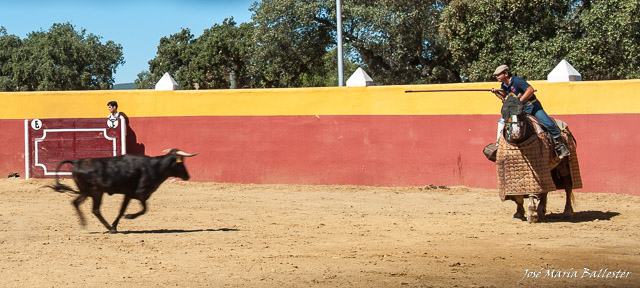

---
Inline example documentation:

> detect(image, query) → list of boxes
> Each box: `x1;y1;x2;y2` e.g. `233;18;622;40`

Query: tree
1;23;124;91
439;0;640;82
567;0;640;80
147;28;194;88
134;71;156;89
0;27;21;91
340;0;457;84
189;19;254;89
144;19;254;89
249;0;334;87
248;0;457;87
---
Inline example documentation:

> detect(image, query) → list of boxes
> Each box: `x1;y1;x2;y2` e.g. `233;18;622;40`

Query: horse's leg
527;195;539;223
558;161;575;220
536;193;548;221
508;196;526;221
563;186;575;220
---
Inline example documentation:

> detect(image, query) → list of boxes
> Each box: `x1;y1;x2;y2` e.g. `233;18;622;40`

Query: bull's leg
111;196;132;232
125;200;147;219
536;193;548;221
511;196;526;221
90;194;114;233
72;195;88;227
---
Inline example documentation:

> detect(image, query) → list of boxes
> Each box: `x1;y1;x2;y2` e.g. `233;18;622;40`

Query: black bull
48;149;198;233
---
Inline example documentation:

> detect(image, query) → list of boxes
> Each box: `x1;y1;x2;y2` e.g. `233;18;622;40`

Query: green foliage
134;71;156;89
144;18;253;89
0;27;21;91
249;0;334;87
0;23;124;91
142;0;639;88
440;0;640;82
248;0;457;86
342;0;457;84
567;0;640;80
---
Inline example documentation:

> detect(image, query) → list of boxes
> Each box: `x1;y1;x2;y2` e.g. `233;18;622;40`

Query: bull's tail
47;160;78;194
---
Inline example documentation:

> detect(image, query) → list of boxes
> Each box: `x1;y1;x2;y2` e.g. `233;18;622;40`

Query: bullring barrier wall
1;80;639;195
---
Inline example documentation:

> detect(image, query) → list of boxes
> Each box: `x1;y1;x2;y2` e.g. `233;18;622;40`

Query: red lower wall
3;114;638;195
128;115;499;187
1;120;25;177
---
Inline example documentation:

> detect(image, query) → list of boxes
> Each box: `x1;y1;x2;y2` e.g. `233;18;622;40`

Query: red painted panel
28;118;124;178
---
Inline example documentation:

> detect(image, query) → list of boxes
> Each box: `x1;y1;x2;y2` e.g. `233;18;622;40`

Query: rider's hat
493;65;510;76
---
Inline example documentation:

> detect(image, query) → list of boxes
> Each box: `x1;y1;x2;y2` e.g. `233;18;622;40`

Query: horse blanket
497;116;582;200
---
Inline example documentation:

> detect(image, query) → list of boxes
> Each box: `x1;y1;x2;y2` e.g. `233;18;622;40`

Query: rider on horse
490;65;570;159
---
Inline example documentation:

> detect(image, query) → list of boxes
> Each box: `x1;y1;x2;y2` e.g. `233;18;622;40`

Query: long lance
404;88;537;94
405;89;492;93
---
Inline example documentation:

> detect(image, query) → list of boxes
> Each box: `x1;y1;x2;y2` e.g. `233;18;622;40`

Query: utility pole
336;0;344;86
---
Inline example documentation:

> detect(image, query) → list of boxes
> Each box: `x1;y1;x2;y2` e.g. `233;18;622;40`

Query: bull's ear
176;157;183;163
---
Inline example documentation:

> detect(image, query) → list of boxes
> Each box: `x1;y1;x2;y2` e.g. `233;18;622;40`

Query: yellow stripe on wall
1;80;639;119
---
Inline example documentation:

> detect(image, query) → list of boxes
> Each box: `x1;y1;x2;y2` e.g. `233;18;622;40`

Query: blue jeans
524;101;561;139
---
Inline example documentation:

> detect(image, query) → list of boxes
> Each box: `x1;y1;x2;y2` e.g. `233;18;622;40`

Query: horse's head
501;95;530;143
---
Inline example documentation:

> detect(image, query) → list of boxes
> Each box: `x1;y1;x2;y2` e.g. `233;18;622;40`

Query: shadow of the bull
89;228;239;234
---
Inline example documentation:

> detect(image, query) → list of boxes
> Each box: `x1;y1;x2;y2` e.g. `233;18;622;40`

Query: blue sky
1;0;256;84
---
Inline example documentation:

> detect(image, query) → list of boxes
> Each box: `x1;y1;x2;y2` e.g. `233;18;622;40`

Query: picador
490;65;570;159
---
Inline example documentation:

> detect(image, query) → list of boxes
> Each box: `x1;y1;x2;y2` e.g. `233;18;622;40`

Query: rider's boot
554;138;570;159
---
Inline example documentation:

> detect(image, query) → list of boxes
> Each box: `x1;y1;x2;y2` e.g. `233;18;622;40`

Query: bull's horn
162;149;199;157
175;150;199;157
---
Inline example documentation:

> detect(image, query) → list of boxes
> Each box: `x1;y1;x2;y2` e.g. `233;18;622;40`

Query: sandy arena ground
0;178;638;287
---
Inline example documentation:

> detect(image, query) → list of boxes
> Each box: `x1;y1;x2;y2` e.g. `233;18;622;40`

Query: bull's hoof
124;214;135;219
105;228;118;234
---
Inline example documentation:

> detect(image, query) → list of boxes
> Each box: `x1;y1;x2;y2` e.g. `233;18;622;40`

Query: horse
493;95;582;223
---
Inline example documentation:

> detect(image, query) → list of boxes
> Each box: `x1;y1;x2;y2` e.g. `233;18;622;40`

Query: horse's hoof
513;212;526;221
562;212;575;220
527;213;539;223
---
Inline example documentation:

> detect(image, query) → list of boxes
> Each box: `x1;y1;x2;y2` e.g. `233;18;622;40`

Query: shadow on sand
89;228;239;235
544;210;620;223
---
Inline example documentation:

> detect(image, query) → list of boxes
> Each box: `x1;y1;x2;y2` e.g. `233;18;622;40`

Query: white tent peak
547;60;582;82
346;67;374;87
155;72;179;90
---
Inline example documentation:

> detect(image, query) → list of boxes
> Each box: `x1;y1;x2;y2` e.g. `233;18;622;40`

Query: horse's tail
46;160;79;194
560;122;578;147
567;128;577;147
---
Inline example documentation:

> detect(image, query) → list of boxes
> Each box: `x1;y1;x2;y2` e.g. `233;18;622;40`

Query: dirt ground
0;178;638;287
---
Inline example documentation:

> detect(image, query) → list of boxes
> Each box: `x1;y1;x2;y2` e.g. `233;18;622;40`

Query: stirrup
555;143;570;159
